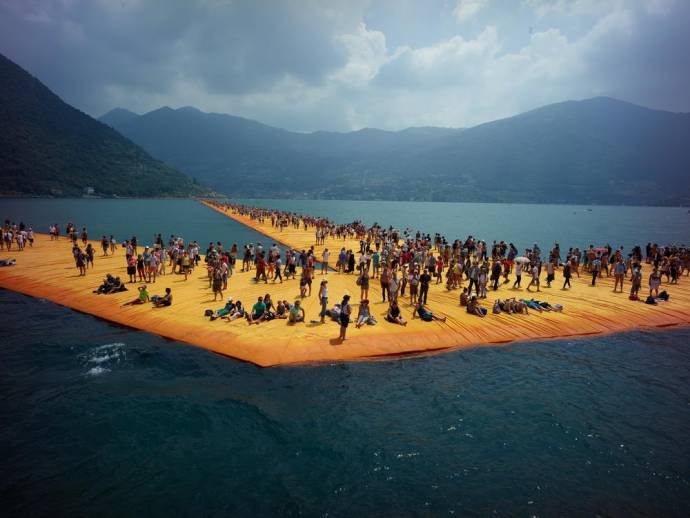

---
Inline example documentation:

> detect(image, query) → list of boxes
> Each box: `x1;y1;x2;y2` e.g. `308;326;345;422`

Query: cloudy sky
1;0;688;131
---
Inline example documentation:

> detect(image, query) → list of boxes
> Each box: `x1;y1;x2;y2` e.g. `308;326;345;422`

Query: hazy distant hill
104;106;464;198
104;98;690;205
394;97;690;205
99;107;140;128
0;54;206;197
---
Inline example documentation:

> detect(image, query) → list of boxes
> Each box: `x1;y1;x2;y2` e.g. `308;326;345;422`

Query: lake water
1;198;689;516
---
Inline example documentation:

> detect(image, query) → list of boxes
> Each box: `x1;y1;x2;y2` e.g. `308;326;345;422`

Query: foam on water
80;342;125;375
85;366;111;376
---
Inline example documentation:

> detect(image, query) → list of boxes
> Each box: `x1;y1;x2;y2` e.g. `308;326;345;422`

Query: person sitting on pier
386;300;407;326
152;287;172;307
467;294;487;317
208;297;236;320
94;274;127;294
459;287;469;307
355;299;377;327
123;285;150;306
222;300;245;322
247;295;267;324
288;300;305;323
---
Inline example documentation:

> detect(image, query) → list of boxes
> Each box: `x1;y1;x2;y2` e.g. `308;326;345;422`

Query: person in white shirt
321;248;330;275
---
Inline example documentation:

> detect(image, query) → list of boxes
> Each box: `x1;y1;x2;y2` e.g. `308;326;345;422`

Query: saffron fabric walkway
1;207;688;366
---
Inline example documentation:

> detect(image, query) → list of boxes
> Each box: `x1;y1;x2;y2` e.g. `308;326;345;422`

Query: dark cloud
586;1;690;113
0;0;351;114
0;0;688;130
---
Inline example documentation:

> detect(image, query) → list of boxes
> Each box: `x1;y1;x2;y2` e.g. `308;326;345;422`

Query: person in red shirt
255;254;268;283
435;256;444;284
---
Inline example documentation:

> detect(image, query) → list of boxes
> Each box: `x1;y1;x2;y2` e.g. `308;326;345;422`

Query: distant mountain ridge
0;54;206;197
102;97;690;205
99;107;140;128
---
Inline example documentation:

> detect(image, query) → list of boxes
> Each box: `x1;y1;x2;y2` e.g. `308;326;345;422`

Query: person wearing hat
209;297;236;320
338;294;351;341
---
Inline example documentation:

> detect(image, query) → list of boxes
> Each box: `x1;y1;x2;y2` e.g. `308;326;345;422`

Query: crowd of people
2;220;34;251
3;210;689;342
218;202;689;338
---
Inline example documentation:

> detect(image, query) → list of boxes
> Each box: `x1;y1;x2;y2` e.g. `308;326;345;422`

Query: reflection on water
0;290;688;516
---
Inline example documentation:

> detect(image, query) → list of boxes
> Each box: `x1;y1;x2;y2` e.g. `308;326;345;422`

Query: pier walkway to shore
0;203;689;367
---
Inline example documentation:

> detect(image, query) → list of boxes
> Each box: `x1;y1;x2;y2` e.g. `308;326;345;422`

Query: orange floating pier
1;204;689;367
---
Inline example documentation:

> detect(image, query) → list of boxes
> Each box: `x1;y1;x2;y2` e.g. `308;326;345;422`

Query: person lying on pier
521;299;544;312
0;258;16;267
520;299;563;312
509;298;528;314
413;301;447;322
151;288;172;307
386;300;407;326
493;298;529;315
123;286;150;306
467;294;487;317
247;296;267;324
538;300;563;312
327;303;342;322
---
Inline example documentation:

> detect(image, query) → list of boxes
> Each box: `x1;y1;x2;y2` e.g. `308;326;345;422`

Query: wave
80;342;126;376
85;366;111;376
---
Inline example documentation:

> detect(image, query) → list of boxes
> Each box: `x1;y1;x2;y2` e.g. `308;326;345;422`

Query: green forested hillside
0;54;206;197
106;98;690;205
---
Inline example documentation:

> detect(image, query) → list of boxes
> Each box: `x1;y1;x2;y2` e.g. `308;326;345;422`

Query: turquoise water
1;198;689;515
234;198;690;251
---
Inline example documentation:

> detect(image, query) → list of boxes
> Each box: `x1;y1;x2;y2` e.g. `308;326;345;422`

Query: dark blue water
1;290;689;516
1;199;689;515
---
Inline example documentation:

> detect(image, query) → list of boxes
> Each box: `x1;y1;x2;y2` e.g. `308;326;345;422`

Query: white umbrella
514;256;530;263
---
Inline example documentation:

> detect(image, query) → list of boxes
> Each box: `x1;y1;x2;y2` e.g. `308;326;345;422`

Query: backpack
645;296;657;305
658;290;670;301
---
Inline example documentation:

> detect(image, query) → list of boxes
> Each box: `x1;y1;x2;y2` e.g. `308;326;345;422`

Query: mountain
104;98;690;205
0;54;207;197
394;97;690;205
99;107;140;128
103;106;464;198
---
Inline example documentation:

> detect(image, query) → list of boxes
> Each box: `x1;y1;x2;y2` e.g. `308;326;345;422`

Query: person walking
562;261;572;289
591;255;602;286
